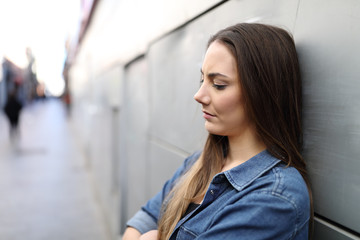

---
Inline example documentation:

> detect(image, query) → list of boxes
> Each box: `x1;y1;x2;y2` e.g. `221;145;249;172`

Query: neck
222;128;266;172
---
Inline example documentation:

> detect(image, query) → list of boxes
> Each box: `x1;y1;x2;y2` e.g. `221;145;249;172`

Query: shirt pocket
176;226;198;240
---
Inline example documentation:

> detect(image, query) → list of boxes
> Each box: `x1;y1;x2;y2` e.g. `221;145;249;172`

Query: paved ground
0;98;109;240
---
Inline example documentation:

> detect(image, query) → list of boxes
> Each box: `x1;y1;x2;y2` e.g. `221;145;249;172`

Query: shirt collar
222;150;281;191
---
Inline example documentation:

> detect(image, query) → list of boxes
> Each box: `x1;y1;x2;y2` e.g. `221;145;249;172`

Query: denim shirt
127;150;310;240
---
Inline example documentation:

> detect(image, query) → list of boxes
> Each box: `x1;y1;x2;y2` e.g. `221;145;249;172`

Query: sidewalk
0;98;110;240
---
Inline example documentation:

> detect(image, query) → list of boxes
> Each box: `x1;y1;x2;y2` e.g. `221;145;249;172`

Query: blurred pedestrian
4;88;23;139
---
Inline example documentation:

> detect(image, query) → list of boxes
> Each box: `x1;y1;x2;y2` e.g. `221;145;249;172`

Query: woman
123;23;312;240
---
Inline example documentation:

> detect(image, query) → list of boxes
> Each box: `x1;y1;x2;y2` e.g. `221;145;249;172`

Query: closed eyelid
212;83;226;90
200;70;232;89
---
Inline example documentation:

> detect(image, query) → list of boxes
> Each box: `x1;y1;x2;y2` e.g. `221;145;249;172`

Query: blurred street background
0;99;109;239
0;0;110;239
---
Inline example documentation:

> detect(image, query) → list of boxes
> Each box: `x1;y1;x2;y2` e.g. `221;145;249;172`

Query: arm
126;151;201;236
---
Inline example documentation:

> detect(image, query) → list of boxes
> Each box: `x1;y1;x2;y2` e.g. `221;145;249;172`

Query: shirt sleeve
126;151;201;234
126;209;158;234
194;192;309;240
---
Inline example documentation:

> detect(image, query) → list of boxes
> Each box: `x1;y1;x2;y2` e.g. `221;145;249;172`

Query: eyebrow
200;69;230;79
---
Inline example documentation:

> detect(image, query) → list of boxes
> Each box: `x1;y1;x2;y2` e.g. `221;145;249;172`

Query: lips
203;110;215;119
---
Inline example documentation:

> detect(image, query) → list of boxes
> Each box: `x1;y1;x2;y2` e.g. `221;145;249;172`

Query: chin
205;126;226;136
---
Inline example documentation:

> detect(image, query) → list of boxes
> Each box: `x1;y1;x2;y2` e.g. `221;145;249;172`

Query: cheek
218;96;244;115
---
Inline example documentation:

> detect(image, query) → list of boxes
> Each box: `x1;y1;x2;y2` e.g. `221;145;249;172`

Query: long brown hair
158;23;313;240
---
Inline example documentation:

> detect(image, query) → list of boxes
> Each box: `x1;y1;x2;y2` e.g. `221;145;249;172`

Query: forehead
202;41;237;76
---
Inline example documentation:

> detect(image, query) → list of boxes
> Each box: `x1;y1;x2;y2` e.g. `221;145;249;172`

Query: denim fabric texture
127;150;310;240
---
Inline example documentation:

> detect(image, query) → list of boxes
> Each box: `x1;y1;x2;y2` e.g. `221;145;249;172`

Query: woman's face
194;41;252;138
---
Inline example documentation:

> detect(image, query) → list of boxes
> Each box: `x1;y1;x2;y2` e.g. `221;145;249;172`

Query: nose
194;83;210;105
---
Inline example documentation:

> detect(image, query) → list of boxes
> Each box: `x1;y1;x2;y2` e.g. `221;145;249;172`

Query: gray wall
70;0;360;239
296;0;360;238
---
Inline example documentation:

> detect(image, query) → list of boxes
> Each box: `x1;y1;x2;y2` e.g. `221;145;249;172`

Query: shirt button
210;190;214;195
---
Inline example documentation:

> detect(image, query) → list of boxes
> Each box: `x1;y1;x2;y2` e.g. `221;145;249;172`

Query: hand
140;230;158;240
122;227;141;240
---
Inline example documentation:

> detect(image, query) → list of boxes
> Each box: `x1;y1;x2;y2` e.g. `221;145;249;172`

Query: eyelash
200;78;226;90
213;84;226;90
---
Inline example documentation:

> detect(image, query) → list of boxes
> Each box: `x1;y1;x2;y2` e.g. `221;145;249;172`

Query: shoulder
250;162;309;208
270;164;309;211
225;165;309;238
246;163;310;232
234;151;310;212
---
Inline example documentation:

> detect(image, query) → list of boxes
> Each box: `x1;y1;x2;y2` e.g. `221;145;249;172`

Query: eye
212;84;226;90
199;77;204;87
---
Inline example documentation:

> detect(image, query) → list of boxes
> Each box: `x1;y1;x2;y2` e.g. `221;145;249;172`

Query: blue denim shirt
127;150;310;239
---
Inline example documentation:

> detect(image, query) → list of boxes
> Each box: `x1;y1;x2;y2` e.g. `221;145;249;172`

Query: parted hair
157;23;313;240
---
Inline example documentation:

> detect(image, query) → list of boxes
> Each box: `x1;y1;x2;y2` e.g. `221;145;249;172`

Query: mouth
202;110;215;119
